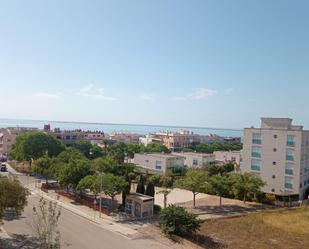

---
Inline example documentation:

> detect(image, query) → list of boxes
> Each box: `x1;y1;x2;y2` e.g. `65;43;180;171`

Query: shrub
159;205;202;236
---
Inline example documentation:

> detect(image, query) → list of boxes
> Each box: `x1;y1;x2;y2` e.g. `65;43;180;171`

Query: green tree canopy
77;175;101;198
230;172;265;203
176;169;210;207
33;156;56;184
159;205;202;236
204;162;235;176
0;177;28;221
10;131;65;161
57;158;92;191
209;174;231;206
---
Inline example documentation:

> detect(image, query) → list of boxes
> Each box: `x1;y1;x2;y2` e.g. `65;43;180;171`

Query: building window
155;160;162;170
300;183;302;188
252;133;262;145
273;161;276;166
272;175;276;179
193;159;198;166
285;178;293;189
273;135;278;139
251;159;261;171
251;147;261;158
285;163;294;175
287;135;295;147
286;149;294;161
271;189;275;192
273;148;277;152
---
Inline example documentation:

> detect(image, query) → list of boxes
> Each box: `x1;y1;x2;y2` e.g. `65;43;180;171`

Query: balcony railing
286;155;294;161
251;152;261;158
285;169;293;175
252;139;262;145
287;141;295;147
285;183;293;189
251;165;261;171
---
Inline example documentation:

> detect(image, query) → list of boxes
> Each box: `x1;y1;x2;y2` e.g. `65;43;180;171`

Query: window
251;159;261;171
273;148;277;152
286;149;294;161
271;189;275;192
300;183;303;188
273;161;276;166
155;160;162;170
273;135;278;139
252;133;262;144
272;175;276;179
287;135;295;147
193;159;198;166
285;178;293;189
285;163;294;175
251;147;261;158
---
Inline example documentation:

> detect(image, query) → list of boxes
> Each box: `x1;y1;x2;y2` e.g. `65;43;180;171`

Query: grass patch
198;207;309;249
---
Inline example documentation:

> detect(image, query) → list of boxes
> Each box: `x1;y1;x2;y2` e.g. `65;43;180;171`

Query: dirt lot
197;207;309;249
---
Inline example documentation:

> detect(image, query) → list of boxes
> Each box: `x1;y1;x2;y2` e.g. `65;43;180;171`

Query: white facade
214;151;241;165
242;118;309;199
172;152;215;168
133;153;185;175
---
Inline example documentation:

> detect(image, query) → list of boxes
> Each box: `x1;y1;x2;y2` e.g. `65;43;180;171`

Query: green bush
159;205;202;237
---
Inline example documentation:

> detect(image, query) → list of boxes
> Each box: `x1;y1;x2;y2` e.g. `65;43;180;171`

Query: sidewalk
30;187;142;238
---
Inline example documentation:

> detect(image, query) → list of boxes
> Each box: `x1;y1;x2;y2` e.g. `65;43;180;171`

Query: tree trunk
193;192;196;208
164;194;167;208
219;195;222;206
243;192;246;204
111;196;114;211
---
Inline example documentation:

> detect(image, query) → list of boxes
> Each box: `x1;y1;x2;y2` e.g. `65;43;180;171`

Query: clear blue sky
0;0;308;129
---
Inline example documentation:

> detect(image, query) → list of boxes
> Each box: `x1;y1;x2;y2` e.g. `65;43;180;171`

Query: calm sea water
0;119;243;137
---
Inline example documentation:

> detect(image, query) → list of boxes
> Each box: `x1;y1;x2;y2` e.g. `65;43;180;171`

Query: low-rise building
125;193;154;218
52;128;85;146
83;131;106;145
134;153;185;175
172;152;215;168
214;150;241;165
109;132;141;144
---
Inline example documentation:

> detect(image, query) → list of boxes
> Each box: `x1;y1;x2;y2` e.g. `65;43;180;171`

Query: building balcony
252;139;262;145
285;169;294;175
251;152;261;158
251;164;261;171
284;183;293;189
286;155;294;161
287;141;295;147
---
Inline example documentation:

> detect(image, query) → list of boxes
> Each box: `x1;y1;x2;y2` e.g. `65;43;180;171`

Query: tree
74;140;93;158
92;157;118;174
159;205;202;237
77;175;101;200
10;131;65;162
107;142;127;163
176;169;209;208
145;181;155;197
204;162;235;176
57;158;92;192
101;174;128;210
157;176;173;208
136;175;145;194
33;156;55;184
231;172;265;204
32;197;61;249
142;143;170;154
0;177;28;221
209;175;230;206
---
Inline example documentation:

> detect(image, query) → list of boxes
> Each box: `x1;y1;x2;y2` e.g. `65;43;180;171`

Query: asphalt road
0;165;171;249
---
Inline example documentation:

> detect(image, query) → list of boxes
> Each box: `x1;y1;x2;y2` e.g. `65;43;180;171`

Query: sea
0;119;243;137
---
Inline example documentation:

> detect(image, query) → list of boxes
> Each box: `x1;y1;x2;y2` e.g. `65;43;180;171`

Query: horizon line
0;118;243;132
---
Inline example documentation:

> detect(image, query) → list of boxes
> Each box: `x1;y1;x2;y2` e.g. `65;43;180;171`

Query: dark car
0;164;7;172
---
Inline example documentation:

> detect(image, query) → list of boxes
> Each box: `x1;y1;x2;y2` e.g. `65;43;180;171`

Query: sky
0;0;308;129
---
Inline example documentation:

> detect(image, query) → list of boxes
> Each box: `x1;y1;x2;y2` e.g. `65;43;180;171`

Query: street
0;164;171;249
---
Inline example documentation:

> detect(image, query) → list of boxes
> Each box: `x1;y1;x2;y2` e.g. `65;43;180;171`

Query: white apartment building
214;150;241;165
133;153;185;175
242;118;309;200
172;152;215;168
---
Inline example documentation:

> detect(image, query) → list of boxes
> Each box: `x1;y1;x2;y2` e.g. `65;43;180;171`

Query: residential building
139;134;162;146
172;152;215;168
109;132;141;144
83;131;106;145
52;128;85;146
214;150;241;165
0;127;38;155
242;118;309;200
133;153;185;175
